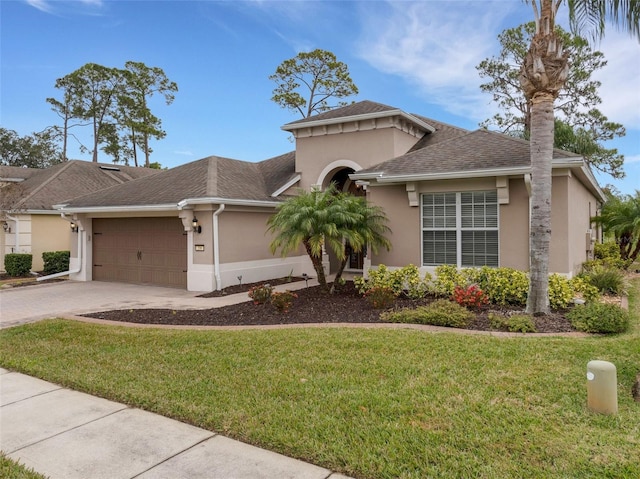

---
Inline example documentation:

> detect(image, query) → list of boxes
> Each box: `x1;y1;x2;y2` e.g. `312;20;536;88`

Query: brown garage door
93;217;187;288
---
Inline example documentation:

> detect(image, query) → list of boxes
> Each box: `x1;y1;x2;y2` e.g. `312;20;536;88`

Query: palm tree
267;184;391;293
592;190;640;263
329;193;391;294
521;0;639;314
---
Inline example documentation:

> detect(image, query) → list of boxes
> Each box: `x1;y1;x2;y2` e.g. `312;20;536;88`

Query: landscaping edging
61;314;590;337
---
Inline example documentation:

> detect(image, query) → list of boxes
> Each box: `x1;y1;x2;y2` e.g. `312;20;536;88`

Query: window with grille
422;191;498;267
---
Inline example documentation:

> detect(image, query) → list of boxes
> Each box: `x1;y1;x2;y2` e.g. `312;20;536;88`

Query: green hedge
4;253;33;277
42;251;70;275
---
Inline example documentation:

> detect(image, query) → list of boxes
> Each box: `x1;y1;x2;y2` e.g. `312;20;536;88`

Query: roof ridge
206;156;219;196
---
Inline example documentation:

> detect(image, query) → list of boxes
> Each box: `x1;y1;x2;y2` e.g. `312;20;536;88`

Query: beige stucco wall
31;214;71;271
366;174;598;276
295;128;419;190
218;209;277;263
367;184;420;267
499;178;530;271
565;172;599;275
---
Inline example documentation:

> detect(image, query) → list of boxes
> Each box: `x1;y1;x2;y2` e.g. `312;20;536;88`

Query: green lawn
1;281;639;479
0;454;47;479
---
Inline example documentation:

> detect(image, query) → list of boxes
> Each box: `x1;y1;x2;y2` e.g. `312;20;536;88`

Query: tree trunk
330;254;349;294
521;1;568;315
526;95;555;315
304;240;327;290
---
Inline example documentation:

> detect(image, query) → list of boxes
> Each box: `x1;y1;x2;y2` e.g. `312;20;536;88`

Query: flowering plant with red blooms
364;286;396;309
452;284;488;309
271;291;298;313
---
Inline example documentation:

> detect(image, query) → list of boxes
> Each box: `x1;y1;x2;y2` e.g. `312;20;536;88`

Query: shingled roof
352;129;582;180
282;100;399;127
59;152;297;209
3;160;159;211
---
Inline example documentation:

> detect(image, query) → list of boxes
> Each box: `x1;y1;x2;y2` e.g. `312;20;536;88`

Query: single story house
54;100;605;291
1;161;159;272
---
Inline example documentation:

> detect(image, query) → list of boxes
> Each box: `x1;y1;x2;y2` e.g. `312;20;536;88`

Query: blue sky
2;0;639;195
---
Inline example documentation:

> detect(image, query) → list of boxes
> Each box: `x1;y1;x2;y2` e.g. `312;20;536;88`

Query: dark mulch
84;282;576;333
197;277;305;298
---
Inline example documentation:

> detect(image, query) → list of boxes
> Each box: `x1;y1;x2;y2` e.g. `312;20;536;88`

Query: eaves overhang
177;197;283;209
281;110;436;134
53;203;179;213
350;166;532;183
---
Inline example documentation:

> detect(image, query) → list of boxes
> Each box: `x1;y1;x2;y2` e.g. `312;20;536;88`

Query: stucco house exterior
0;161;158;272
54;100;605;291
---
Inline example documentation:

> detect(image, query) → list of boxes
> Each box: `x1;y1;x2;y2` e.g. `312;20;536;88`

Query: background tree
268;185;390;293
520;0;639;315
478;21;626;178
56;63;122;163
270;49;359;118
0;127;62;168
117;61;178;167
592;190;640;264
48;62;177;165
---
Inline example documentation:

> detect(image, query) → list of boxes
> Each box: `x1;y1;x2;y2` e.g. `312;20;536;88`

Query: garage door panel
93;217;186;288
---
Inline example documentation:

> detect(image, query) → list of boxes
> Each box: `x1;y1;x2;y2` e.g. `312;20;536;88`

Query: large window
422;191;498;267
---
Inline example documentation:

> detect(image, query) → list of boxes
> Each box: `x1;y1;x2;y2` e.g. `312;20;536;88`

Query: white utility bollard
586;360;618;415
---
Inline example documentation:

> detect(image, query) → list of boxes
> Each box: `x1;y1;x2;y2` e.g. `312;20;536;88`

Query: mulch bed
84;281;576;333
197;277;305;298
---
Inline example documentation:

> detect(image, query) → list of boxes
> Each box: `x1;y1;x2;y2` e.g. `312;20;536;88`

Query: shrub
355;265;403;297
489;312;537;333
401;264;432;299
567;302;630;334
433;265;464;296
452;284;488;309
593;242;630;269
365;286;396;309
548;274;574;309
461;266;529;306
270;290;297;313
382;299;473;328
355;264;431;300
582;266;627;296
4;253;32;277
42;251;70;275
248;284;274;305
569;276;601;303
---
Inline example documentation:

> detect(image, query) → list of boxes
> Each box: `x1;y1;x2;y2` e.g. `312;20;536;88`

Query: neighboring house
0;161;159;272
55;100;605;291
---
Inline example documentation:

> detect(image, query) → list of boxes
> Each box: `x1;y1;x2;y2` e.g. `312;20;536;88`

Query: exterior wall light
70;222;79;233
192;217;202;234
2;222;10;233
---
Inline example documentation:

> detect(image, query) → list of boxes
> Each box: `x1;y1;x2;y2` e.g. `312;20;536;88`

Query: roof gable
3;160;159;211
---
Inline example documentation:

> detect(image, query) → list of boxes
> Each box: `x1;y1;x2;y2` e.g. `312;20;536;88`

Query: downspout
37;213;81;281
213;204;225;290
6;214;20;251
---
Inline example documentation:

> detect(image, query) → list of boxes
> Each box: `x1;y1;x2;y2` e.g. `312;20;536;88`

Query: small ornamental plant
452;284;488;309
271;291;297;313
248;284;274;305
365;286;396;309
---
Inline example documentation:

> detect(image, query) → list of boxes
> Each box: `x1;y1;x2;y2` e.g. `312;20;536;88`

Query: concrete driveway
0;281;232;329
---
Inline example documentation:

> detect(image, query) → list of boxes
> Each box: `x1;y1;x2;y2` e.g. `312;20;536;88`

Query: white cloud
624;153;640;164
173;150;194;157
593;31;640;130
356;1;520;121
26;0;52;13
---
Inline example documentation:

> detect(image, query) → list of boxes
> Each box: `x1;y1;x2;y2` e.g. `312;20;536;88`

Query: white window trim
421;191;500;268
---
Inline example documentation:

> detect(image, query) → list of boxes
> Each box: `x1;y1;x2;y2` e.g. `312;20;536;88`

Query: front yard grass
1;280;639;479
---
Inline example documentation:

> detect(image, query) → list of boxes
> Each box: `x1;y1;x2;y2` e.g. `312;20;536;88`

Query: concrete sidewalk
1;368;352;479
